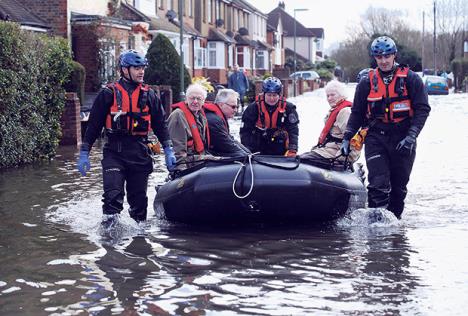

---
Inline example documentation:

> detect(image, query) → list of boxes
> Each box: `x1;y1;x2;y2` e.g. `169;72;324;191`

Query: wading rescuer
240;77;299;156
77;50;176;227
340;36;431;219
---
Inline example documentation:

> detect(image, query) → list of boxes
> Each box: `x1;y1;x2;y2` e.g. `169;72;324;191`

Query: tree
144;34;191;103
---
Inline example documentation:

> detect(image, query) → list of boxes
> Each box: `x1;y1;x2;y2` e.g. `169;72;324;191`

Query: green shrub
64;61;86;104
144;34;191;102
0;21;73;168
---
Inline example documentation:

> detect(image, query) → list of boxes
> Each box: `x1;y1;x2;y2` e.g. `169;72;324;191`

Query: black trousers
101;138;153;222
364;127;416;218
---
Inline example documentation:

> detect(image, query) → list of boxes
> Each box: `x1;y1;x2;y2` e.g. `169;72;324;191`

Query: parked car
290;71;320;81
423;75;449;95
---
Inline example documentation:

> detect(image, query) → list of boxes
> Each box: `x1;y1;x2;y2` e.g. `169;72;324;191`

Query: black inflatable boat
154;155;367;225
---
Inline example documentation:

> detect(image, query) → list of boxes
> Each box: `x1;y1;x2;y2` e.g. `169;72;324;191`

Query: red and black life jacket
255;94;287;129
105;82;151;136
203;102;228;131
317;99;352;145
367;66;413;123
171;102;210;154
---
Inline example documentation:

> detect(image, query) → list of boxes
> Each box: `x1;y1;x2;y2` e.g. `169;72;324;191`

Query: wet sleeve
285;103;300;151
81;88;113;152
406;71;431;137
343;80;370;140
208;114;249;156
149;90;172;147
239;103;258;150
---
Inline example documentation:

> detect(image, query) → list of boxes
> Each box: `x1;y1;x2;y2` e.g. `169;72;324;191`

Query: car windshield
426;76;446;84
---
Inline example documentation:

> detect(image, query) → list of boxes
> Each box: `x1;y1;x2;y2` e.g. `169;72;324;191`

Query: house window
194;39;206;69
158;0;163;9
207;42;225;68
128;35;135;50
228;45;233;67
98;40;116;86
188;0;193;17
236;46;244;67
207;0;212;23
167;0;172;11
244;47;250;69
256;50;267;69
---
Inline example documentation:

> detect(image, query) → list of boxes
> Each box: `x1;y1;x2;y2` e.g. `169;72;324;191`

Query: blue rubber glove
340;139;351;156
396;133;416;155
77;149;90;176
164;146;177;171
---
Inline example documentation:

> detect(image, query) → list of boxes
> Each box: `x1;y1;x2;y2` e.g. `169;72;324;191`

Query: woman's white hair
186;83;208;99
215;88;239;104
324;80;348;99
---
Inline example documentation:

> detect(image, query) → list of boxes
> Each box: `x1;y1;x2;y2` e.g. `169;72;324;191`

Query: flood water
1;87;468;315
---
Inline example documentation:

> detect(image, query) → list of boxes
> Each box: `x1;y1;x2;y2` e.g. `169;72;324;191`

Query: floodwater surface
1;88;467;315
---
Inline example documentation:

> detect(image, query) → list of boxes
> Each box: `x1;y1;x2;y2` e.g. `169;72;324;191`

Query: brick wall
16;0;68;37
72;23;130;92
60;93;81;146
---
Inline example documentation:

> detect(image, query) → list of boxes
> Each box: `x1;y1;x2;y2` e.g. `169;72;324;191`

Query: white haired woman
168;83;215;170
302;80;361;165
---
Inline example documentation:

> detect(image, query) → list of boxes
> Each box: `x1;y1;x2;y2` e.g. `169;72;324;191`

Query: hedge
144;33;191;103
0;21;73;168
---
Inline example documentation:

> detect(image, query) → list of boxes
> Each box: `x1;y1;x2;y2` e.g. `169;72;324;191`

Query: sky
246;0;435;53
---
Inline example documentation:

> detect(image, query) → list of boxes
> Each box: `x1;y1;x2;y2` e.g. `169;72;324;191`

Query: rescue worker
240;77;299;156
301;80;361;165
76;50;176;226
167;83;214;171
340;36;431;219
204;88;250;157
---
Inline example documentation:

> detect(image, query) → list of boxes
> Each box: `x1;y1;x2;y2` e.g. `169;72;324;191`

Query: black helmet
119;50;148;68
370;36;397;56
357;68;371;82
262;77;282;94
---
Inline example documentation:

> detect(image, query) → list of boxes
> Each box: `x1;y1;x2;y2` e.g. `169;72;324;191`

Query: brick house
267;2;324;65
9;1;311;90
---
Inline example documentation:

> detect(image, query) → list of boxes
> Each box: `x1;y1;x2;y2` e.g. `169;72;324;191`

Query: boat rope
232;153;255;199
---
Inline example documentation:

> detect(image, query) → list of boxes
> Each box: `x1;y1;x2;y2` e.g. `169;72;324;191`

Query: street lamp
293;8;308;97
179;0;185;100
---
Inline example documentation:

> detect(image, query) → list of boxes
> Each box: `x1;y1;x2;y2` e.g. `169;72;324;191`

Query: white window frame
255;50;267;70
207;41;225;69
194;39;206;69
207;0;212;23
244;46;250;69
228;44;233;68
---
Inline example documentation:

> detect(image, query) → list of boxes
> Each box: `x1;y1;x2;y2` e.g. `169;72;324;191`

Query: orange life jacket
367;66;413;123
317;99;352;145
203;102;228;131
105;82;151;136
171;102;210;154
255;94;287;129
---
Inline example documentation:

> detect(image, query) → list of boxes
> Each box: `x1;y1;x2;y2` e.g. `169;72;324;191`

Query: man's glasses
188;96;205;102
224;103;238;109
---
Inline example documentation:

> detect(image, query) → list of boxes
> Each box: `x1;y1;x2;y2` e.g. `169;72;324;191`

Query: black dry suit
82;79;171;222
240;95;299;155
344;65;430;218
